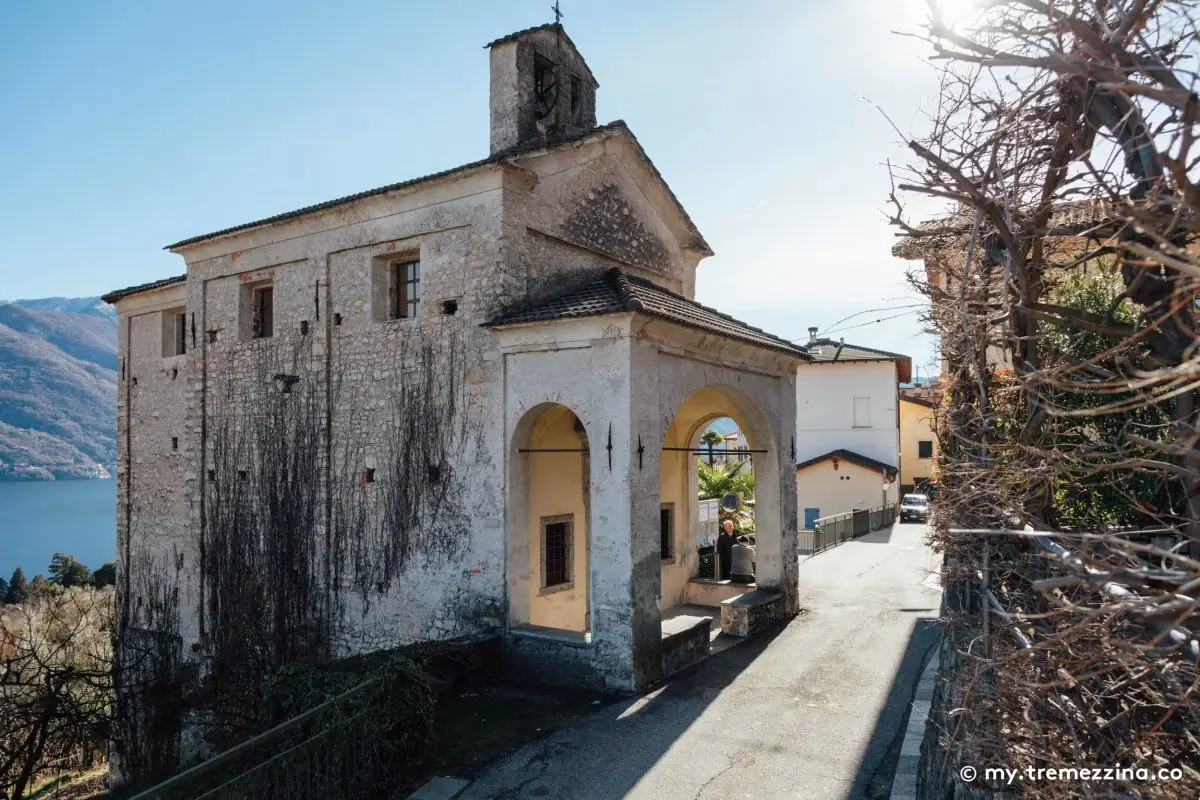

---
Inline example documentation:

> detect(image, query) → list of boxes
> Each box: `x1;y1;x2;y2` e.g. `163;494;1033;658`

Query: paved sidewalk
889;649;940;799
460;522;941;800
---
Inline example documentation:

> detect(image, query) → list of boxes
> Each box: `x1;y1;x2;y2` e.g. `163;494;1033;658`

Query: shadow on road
460;623;788;799
849;617;941;800
856;526;897;544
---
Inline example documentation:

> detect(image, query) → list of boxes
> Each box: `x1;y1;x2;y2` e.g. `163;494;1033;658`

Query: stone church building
104;23;804;710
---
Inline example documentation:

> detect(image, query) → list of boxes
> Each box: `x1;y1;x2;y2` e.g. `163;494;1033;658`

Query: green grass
28;765;108;799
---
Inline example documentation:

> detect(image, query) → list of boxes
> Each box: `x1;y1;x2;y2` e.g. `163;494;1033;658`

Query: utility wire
817;304;925;334
819;309;922;337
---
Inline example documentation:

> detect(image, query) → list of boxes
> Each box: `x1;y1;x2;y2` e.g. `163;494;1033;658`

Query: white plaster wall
796;360;900;467
496;312;800;691
501;317;636;687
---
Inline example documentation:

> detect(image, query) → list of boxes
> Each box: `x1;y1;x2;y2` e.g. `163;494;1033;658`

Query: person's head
737;535;748;544
722;520;734;534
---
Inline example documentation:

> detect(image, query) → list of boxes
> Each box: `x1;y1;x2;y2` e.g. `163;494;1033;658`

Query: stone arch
506;402;592;634
657;384;784;605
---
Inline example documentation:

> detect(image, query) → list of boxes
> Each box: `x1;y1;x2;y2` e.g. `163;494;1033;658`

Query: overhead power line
818;309;923;337
816;304;925;334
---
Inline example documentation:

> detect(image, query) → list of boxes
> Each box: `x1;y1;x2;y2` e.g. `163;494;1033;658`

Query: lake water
0;479;116;579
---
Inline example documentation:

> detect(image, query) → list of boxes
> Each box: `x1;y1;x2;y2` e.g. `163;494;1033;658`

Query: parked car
900;493;930;523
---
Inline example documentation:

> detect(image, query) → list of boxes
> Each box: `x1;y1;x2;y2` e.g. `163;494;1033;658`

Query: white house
795;328;911;527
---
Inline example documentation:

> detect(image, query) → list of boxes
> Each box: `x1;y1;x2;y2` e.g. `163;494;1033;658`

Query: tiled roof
795;448;898;478
164;121;710;256
485;23;563;47
804;338;909;362
484;24;598;85
901;394;938;409
486;268;809;357
891;199;1119;260
101;275;187;305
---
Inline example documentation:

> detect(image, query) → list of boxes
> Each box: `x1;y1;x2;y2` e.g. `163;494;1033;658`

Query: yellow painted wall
527;406;589;632
899;398;937;490
658;388;744;609
796;459;896;522
658;445;690;608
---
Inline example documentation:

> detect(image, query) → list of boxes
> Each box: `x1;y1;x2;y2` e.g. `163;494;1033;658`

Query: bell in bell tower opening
486;23;599;155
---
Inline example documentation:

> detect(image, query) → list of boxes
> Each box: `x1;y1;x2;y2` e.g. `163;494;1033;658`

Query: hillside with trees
0;298;117;481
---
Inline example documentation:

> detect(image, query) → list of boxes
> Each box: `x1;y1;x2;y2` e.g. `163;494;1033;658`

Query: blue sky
0;0;946;374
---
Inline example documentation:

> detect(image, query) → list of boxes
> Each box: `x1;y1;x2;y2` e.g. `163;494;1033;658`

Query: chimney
807;326;818;343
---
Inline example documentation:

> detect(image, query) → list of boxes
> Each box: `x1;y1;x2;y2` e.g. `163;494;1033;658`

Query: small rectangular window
253;286;274;338
162;308;188;357
173;313;187;355
852;397;871;428
541;515;572;588
918;440;934;459
570;74;583;121
660;504;675;561
390;259;421;320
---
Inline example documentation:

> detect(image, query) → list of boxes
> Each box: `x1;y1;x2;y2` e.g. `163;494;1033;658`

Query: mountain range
0;297;117;480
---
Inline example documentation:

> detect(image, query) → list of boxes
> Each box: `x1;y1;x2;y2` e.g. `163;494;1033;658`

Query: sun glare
926;0;982;28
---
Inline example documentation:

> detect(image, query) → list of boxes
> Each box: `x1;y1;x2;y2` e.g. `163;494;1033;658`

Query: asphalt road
460;522;942;800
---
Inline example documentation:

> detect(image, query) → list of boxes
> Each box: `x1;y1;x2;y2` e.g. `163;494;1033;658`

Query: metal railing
799;504;897;555
129;678;384;800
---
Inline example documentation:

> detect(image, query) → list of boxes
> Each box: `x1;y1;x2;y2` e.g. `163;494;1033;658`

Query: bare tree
0;588;112;800
891;1;1200;795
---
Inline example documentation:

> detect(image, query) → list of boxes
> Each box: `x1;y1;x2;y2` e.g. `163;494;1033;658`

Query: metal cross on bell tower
551;1;564;26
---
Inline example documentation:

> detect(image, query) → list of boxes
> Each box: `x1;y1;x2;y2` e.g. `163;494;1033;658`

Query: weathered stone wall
113;119;723;701
514;138;692;296
489;27;598;155
111;64;798;770
115;284;192;638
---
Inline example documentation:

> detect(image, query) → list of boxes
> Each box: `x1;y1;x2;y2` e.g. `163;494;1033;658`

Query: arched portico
627;343;799;688
656;387;782;610
492;289;802;693
506;402;592;635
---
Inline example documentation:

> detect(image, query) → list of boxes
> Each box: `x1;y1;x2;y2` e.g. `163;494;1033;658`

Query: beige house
102;24;806;772
899;394;938;495
795;449;898;528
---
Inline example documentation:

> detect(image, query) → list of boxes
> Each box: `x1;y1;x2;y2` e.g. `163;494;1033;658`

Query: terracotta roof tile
101;275;187;305
164;121;710;256
803;338;909;362
795;448;898;477
483;24;598;86
486;268;808;357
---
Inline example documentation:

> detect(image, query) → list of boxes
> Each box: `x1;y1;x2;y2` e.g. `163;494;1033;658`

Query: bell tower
486;22;599;155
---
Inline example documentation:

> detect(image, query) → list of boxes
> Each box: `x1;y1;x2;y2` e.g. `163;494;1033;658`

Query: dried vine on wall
194;322;482;744
112;315;488;775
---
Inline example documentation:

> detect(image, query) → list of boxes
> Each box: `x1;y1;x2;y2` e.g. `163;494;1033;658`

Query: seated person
730;535;756;584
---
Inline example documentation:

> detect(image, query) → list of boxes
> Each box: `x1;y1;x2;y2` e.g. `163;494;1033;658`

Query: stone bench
720;588;785;637
661;613;712;677
685;578;756;608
